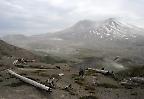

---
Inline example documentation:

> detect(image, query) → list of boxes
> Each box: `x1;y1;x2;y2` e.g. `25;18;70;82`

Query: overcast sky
0;0;144;36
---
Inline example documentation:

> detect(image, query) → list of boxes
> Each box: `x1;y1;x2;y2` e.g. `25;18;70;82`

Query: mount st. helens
2;18;144;66
2;18;144;47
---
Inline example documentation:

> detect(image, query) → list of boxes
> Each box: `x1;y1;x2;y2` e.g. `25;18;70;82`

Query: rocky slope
0;39;39;60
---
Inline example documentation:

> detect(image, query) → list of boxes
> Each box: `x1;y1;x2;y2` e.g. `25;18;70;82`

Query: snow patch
50;38;63;41
106;34;110;36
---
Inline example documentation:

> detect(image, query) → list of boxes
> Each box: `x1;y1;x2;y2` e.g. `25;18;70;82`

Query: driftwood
121;77;144;86
130;77;144;84
87;68;113;75
7;69;51;92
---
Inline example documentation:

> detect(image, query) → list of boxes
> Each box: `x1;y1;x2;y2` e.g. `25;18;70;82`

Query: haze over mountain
53;18;144;41
2;18;144;65
2;18;144;45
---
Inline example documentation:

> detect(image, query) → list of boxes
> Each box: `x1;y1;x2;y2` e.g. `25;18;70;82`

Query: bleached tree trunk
87;68;110;75
7;69;51;92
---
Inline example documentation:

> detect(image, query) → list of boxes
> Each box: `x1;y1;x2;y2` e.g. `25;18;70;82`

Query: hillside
0;40;38;60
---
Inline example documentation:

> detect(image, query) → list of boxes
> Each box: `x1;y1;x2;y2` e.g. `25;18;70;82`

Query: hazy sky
0;0;144;36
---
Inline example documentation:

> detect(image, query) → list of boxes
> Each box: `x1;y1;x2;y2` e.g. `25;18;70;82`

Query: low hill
0;40;38;60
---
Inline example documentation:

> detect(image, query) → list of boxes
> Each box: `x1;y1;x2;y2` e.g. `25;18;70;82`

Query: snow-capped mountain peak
56;18;144;41
104;18;120;26
3;18;144;46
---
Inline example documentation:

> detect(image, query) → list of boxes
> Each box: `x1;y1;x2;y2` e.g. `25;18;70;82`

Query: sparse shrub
19;72;27;76
42;56;68;64
69;91;76;95
85;84;96;91
51;74;61;79
31;70;45;74
85;84;96;93
97;83;118;88
131;92;138;96
64;88;77;96
6;82;24;87
0;78;3;82
115;66;144;80
75;78;85;85
38;72;50;77
1;51;9;56
79;95;98;99
85;69;96;76
71;74;79;78
71;74;85;85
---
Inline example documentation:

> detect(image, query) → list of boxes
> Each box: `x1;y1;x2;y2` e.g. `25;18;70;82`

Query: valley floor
0;58;144;99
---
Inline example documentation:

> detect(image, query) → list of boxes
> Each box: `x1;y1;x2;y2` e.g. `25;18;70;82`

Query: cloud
0;0;144;36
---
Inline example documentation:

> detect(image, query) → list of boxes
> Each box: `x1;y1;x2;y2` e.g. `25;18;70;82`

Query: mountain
2;18;144;60
3;18;144;43
53;18;144;42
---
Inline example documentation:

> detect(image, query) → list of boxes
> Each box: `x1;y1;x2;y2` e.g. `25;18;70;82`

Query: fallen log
7;69;51;92
87;68;113;75
130;77;144;84
121;77;144;86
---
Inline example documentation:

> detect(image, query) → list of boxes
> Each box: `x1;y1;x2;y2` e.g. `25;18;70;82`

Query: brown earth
0;59;144;99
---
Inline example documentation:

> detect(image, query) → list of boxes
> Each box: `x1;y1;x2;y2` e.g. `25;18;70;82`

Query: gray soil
0;57;144;99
